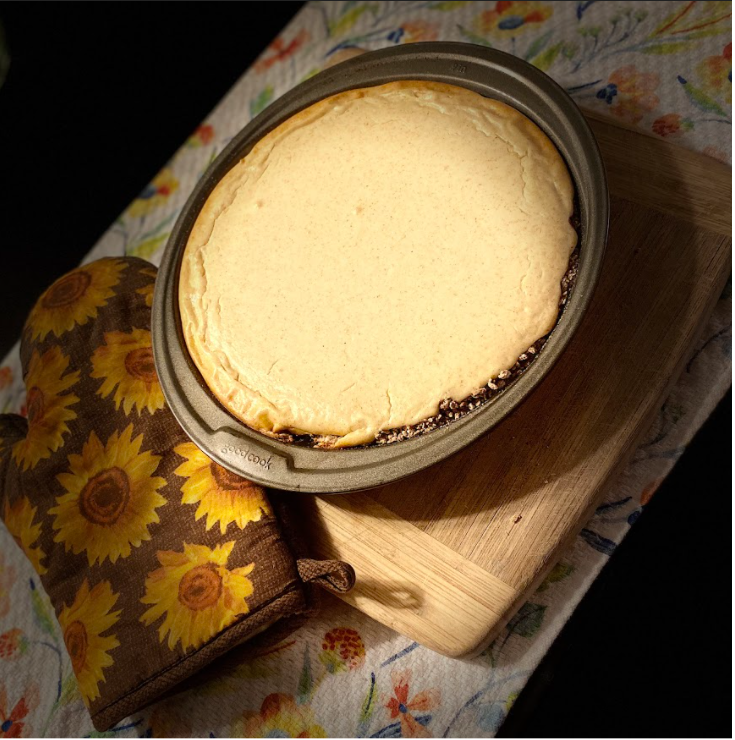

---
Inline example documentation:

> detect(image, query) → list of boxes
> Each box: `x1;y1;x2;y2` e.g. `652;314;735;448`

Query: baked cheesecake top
179;81;577;447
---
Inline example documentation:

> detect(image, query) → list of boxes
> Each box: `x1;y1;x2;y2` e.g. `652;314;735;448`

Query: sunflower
26;259;127;342
3;497;47;575
140;541;254;652
50;424;166;566
136;267;158;308
12;347;79;471
58;579;120;706
91;328;165;416
173;443;271;535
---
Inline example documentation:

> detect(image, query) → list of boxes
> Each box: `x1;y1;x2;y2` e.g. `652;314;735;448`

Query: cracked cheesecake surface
179;81;577;447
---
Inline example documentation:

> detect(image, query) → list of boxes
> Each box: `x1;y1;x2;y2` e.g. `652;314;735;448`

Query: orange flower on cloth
11;346;79;471
58;580;121;706
174;442;271;535
596;66;660;124
473;2;552;38
0;367;12;391
397;21;439;43
3;497;47;574
186;124;215;148
0;629;29;662
26;259;127;342
50;424;166;565
320;627;366;673
651;113;694;138
385;669;441;738
140;541;254;652
237;694;327;738
256;30;309;72
128;169;179;217
703;145;729;163
91;328;164;415
0;684;39;738
696;42;732;103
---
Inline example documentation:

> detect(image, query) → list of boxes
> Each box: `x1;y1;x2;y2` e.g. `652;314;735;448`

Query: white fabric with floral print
0;2;731;736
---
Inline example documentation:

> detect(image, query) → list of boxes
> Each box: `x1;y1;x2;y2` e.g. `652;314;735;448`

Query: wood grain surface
293;114;732;657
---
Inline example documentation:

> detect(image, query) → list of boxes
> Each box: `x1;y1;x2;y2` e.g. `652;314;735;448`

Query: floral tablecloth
0;2;731;737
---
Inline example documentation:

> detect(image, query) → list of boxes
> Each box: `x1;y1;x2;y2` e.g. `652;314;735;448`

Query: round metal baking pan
153;42;608;494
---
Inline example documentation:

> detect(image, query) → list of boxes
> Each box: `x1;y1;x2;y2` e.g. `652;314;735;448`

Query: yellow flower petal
12;346;79;471
58;579;120;706
50;424;166;566
140;541;254;652
26;259;126;342
3;497;47;574
137;268;157;308
173;442;271;535
128;170;179;217
91;328;165;416
238;694;327;738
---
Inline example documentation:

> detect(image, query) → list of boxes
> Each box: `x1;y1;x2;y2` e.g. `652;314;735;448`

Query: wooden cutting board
292;113;732;657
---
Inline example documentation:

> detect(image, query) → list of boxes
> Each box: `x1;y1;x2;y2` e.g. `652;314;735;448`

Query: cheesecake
179;81;577;447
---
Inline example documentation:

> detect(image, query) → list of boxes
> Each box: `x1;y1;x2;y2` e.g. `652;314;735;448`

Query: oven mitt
0;257;355;731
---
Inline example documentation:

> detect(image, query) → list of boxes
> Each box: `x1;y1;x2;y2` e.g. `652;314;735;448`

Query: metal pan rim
153;42;609;494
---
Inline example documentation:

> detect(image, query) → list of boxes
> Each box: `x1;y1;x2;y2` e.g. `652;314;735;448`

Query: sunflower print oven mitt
0;257;355;731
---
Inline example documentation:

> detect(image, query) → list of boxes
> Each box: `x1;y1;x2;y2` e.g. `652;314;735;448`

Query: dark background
0;4;730;738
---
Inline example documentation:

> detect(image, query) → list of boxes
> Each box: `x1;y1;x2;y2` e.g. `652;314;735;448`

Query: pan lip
153;41;609;494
